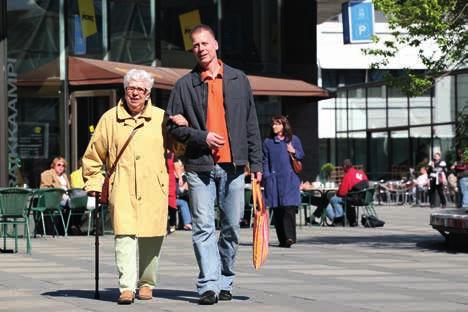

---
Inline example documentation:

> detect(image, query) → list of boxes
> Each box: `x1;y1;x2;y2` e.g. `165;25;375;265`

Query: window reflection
410;127;431;165
7;0;62;187
457;74;468;114
433;125;455;161
388;87;408;127
367;86;386;129
434;76;454;123
348;88;365;131
159;0;216;68
369;131;388;180
110;0;155;65
68;0;104;59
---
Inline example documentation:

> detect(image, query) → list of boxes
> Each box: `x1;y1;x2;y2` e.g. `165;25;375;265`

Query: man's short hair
343;159;353;170
189;24;216;39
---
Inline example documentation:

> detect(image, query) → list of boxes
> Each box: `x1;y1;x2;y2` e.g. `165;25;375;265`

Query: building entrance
70;90;116;170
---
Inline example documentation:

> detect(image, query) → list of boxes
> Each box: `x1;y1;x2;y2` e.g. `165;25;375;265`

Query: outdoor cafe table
301;186;338;222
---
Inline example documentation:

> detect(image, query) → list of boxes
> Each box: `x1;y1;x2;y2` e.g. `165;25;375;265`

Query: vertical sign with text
342;0;375;44
7;58;18;186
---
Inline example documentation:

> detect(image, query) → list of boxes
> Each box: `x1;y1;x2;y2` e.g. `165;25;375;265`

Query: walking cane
94;192;101;300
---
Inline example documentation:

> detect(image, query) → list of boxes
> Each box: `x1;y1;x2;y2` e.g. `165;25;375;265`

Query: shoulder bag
289;152;303;174
99;128;138;204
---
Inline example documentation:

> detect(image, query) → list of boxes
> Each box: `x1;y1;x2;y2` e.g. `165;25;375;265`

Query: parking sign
342;0;375;44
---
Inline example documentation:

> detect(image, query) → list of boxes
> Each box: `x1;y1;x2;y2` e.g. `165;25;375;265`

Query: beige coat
82;100;168;237
40;169;70;189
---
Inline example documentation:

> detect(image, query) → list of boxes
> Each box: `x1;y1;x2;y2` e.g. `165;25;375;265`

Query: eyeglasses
56;163;65;167
126;86;147;94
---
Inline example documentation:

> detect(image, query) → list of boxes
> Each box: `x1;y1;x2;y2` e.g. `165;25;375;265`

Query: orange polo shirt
201;61;232;163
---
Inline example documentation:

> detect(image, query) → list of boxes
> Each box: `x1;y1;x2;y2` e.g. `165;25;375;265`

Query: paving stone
0;204;467;311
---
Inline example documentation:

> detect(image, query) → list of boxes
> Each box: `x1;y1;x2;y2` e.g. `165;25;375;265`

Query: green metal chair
67;188;89;235
299;191;312;226
30;188;67;237
0;188;33;254
343;187;377;226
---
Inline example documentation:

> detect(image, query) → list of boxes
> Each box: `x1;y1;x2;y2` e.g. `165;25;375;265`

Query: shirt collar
200;60;224;81
117;99;153;121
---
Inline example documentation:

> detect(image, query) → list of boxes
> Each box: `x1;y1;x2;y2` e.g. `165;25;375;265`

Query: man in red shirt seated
326;159;369;226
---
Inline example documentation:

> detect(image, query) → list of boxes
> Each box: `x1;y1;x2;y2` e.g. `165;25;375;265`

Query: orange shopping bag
252;179;269;270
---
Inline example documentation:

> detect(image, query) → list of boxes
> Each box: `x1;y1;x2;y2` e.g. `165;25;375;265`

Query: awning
18;57;329;98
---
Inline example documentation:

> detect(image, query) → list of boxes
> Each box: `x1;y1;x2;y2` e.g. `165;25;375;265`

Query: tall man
166;24;262;305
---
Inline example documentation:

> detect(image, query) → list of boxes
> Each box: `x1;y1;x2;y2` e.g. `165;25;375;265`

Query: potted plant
320;162;335;182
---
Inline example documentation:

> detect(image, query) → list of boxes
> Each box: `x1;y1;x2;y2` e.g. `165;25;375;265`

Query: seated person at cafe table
325;159;369;226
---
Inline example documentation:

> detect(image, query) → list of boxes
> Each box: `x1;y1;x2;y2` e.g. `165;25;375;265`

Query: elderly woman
40;156;70;190
40;156;71;207
82;69;168;304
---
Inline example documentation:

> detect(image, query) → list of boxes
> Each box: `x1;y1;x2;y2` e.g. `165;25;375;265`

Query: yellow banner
179;10;201;51
78;0;97;37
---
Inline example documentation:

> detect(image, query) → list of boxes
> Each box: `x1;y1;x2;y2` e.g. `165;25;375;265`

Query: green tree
364;0;467;96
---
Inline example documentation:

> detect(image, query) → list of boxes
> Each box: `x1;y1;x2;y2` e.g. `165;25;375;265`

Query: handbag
99;127;139;204
289;153;303;174
252;179;269;270
361;215;385;228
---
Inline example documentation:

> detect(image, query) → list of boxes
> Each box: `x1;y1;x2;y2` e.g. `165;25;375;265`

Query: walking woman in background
428;152;447;208
262;116;304;248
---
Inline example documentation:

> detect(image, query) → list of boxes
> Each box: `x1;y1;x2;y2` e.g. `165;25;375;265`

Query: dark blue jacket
166;64;263;173
262;135;304;208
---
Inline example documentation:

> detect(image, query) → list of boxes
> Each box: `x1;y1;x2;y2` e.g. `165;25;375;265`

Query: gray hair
123;69;154;91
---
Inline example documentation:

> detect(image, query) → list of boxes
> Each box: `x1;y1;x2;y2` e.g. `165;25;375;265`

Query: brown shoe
138;286;153;300
117;290;134;305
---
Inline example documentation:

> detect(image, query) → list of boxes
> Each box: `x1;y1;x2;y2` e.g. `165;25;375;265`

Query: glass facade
68;0;104;59
321;69;467;181
2;0;299;186
7;0;62;187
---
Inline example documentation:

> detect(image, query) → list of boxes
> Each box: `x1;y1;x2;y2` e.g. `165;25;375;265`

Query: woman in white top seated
40;156;70;207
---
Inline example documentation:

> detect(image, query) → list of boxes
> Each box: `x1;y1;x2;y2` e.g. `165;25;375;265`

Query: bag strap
252;180;264;214
107;125;140;177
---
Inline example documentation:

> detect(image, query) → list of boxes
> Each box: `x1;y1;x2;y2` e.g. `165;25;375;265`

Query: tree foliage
364;0;468;96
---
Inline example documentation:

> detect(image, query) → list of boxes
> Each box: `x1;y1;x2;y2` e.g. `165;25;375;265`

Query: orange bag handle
252;179;262;215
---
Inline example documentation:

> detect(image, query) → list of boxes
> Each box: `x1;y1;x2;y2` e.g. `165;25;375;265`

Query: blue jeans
326;195;344;220
176;198;192;225
459;177;468;208
186;164;245;295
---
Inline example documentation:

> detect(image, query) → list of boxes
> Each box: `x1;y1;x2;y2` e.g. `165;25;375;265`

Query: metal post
94;192;100;300
0;0;7;186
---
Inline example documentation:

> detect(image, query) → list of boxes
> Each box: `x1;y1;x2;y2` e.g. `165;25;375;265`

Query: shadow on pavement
42;288;249;303
298;234;468;254
42;289;118;303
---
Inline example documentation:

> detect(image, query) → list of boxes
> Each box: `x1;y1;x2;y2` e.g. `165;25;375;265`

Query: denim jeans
186;164;245;295
326;195;344;220
176;198;192;225
459;177;468;208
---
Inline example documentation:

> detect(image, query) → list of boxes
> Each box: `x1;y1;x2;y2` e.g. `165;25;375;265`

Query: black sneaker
199;290;218;305
219;290;232;301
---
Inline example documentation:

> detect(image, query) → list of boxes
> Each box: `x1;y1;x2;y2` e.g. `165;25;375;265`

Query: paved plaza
1;204;467;311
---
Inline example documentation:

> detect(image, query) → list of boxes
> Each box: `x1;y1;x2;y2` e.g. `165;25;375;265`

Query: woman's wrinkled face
125;79;149;115
54;161;66;175
272;121;283;136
